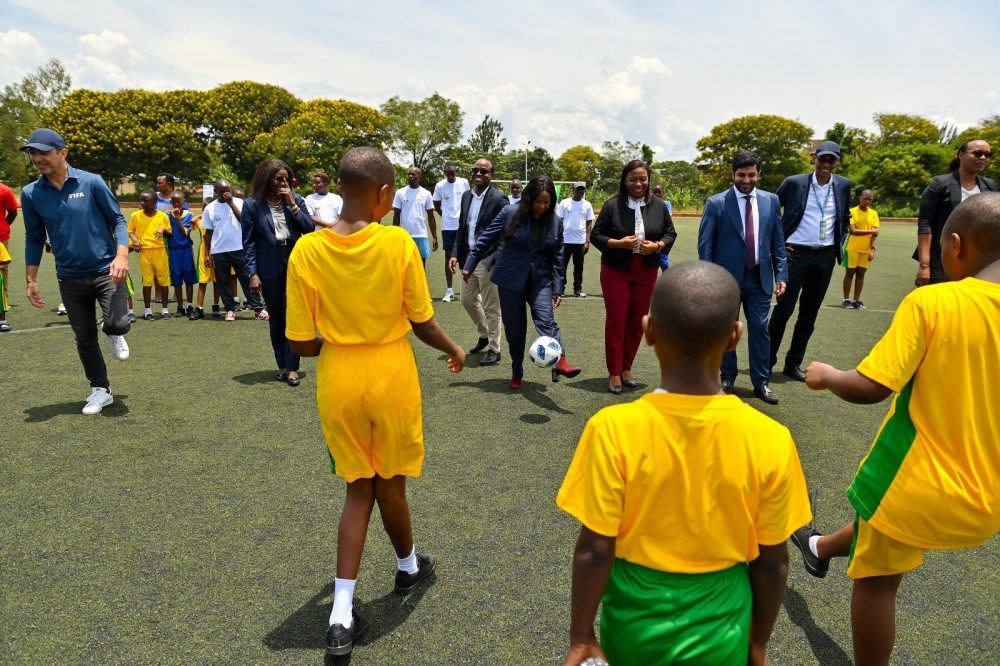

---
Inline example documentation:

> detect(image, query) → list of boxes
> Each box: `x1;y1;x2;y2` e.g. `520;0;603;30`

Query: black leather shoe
790;526;829;578
608;383;623;395
620;373;637;388
754;384;779;405
469;337;489;354
721;379;734;394
325;610;368;656
782;365;807;382
395;552;436;595
480;349;501;365
287;374;301;387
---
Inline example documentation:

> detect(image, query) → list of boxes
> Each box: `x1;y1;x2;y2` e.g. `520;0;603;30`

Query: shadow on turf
451;377;572;414
23;394;130;421
263;577;434;661
563;377;649;395
784;587;852;665
232;370;308;385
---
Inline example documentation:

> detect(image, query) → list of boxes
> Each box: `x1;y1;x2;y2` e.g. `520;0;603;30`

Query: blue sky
2;0;998;160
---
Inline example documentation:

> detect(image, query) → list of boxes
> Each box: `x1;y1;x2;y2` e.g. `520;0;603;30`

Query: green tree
248;99;387;191
872;113;940;147
651;160;700;190
468;115;507;154
526;146;556;180
0;59;72;186
696;114;812;193
380;93;463;174
200;81;300;181
953;116;1000;183
851;143;952;198
556;145;601;185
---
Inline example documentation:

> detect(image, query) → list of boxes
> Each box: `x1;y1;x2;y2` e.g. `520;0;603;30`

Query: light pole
522;140;531;180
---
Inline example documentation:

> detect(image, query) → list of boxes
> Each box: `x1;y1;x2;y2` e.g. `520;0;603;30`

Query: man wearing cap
768;140;852;382
20;128;132;415
556;182;595;297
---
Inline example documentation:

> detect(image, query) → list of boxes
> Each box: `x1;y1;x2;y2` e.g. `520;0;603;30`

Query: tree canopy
380;93;463;174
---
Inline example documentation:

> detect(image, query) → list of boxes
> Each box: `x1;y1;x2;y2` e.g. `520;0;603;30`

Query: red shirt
0;182;18;241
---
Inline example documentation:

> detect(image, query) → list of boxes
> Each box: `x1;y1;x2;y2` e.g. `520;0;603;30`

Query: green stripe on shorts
600;558;751;665
846;377;917;521
125;273;135;297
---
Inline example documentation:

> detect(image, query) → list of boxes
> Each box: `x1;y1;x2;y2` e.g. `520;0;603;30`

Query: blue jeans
721;266;771;389
57;270;131;389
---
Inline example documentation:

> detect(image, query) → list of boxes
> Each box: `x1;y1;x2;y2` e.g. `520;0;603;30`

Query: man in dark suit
447;157;509;365
768;141;851;381
698;150;788;404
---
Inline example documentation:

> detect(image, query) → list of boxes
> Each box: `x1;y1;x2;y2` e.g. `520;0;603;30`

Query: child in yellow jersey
0;241;10;331
558;261;811;666
127;190;172;319
801;192;1000;666
285;147;465;658
842;189;880;310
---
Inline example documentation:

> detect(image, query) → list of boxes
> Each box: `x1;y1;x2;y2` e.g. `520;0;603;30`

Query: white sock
397;546;418;575
446;287;454;294
162;306;169;315
330;578;356;627
809;534;821;558
128;308;134;315
144;308;152;316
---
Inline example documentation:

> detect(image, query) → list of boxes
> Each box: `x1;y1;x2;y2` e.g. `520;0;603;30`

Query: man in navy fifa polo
20;128;133;415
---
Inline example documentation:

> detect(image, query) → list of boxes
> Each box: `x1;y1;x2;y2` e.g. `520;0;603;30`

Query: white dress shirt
734;186;760;266
269;202;289;241
467;188;487;250
787;173;836;247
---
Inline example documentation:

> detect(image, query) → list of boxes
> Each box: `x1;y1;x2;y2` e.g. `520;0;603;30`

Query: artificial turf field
2;213;998;665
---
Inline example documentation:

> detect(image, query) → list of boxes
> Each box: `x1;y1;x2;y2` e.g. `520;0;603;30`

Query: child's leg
374;475;414;559
853;267;868;301
142;286;152;309
197;283;206;308
159;286;171;312
816;522;855;560
843;267;856;300
852;574;904;666
337;478;377;579
174;286;184;307
186;283;194;305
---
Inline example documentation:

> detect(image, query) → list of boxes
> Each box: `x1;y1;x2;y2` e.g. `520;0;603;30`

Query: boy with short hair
798;192;1000;666
842;189;880;309
189;197;220;319
128;190;172;320
167;191;197;317
286;147;465;657
558;260;811;666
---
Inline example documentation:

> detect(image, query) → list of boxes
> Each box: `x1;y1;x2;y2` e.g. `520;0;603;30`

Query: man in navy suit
698;150;787;404
768;141;852;381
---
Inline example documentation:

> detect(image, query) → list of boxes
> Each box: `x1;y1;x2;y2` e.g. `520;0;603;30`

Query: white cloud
72;30;144;89
0;29;47;79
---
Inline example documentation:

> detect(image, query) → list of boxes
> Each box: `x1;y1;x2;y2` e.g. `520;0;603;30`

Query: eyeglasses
967;150;993;159
470;168;493;175
815;155;839;164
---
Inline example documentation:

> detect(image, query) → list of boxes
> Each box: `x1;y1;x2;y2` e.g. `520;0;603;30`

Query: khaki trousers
460;262;502;353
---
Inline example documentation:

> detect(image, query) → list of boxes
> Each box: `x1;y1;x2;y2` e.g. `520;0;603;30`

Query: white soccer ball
529;335;563;369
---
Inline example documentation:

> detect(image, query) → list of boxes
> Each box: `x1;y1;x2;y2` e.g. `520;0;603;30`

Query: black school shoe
325;610;368;657
790;525;830;578
211;305;221;318
394;552;436;595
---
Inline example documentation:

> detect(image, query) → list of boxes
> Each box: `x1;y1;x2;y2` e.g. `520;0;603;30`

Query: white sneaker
107;334;130;361
82;387;113;415
442;291;455;303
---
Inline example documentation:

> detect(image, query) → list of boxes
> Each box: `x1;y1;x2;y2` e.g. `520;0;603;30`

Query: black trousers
259;243;299;372
562;244;585;293
212;250;263;313
58;271;131;389
768;245;836;370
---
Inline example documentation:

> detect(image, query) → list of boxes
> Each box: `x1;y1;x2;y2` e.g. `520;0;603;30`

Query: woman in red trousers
591;160;677;393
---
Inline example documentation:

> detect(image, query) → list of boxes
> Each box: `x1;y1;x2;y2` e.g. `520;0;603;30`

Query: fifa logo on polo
68;192;85;199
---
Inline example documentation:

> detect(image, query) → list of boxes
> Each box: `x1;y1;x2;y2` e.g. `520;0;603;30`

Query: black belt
276;239;290;246
786;244;835;254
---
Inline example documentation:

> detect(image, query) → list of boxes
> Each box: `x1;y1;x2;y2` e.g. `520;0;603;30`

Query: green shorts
600;558;751;665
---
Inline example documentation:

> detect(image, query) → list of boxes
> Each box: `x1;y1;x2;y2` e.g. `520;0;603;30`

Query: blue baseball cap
21;128;66;152
814;140;841;158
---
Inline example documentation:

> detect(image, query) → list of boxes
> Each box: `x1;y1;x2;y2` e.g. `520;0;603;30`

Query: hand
868;250;875;262
871;229;879;237
583;241;589;255
915;265;930;287
154;228;165;239
249;274;262;295
617;235;639;251
27;281;44;308
563;640;606;666
431;237;438;252
277;186;295;204
110;253;129;284
204;255;213;269
748;641;768;666
805;361;834;390
173;206;184;218
218;191;233;205
775;281;787;297
553;294;562;309
639;240;660;255
131;242;141;253
447;348;466;373
462;270;471;283
448;257;458;275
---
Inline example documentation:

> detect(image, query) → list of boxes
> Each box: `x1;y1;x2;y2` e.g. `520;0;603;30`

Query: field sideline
2;216;998;665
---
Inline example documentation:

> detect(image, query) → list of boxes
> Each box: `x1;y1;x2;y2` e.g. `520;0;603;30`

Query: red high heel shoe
509;377;523;390
551;355;582;382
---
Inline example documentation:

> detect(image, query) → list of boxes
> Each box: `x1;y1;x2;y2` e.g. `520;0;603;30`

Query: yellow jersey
286;224;434;346
850;278;1000;549
128;210;170;251
0;241;10;264
557;392;811;574
847;206;879;253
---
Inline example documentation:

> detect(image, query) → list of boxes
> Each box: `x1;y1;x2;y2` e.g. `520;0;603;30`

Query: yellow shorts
197;243;215;284
847;251;872;269
847;514;925;579
316;336;424;483
139;248;171;287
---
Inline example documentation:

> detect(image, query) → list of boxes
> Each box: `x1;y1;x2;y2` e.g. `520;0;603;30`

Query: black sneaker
128;312;137;324
852;300;866;310
211;305;221;318
790;525;829;578
176;305;185;317
841;298;852;309
325;610;367;656
186;304;194;317
394;552;436;595
188;307;200;321
143;312;155;321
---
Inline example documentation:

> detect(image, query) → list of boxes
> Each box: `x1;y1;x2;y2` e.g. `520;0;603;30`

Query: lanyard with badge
811;182;833;242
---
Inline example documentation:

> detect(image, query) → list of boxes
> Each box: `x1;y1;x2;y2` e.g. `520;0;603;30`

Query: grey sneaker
852;300;866;310
841;299;852;308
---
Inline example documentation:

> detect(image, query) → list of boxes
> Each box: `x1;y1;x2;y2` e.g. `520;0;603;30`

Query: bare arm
564;527;613;665
290;336;324;358
5;209;16;226
410;317;465;373
805;363;893;404
427;209;438;250
392;209;401;226
748;543;790;665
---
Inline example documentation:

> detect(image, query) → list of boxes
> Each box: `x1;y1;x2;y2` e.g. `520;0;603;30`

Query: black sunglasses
470;168;493;175
967;150;993;159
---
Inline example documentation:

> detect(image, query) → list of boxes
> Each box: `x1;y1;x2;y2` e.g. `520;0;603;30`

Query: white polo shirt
432;178;470;231
201;198;245;254
393;186;434;239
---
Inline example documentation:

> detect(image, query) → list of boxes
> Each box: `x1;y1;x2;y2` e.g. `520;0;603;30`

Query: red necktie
744;195;755;269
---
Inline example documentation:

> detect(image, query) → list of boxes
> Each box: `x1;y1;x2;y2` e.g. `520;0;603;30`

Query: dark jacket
698;188;788;295
452;185;510;269
242;194;315;279
591;195;677;271
464;204;565;295
915;171;998;271
775;172;852;265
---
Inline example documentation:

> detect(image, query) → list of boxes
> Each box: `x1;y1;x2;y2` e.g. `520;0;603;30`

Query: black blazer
591;195;677;271
242;194;315;280
915;171;998;271
775;173;852;265
452;185;510;269
465;204;565;295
